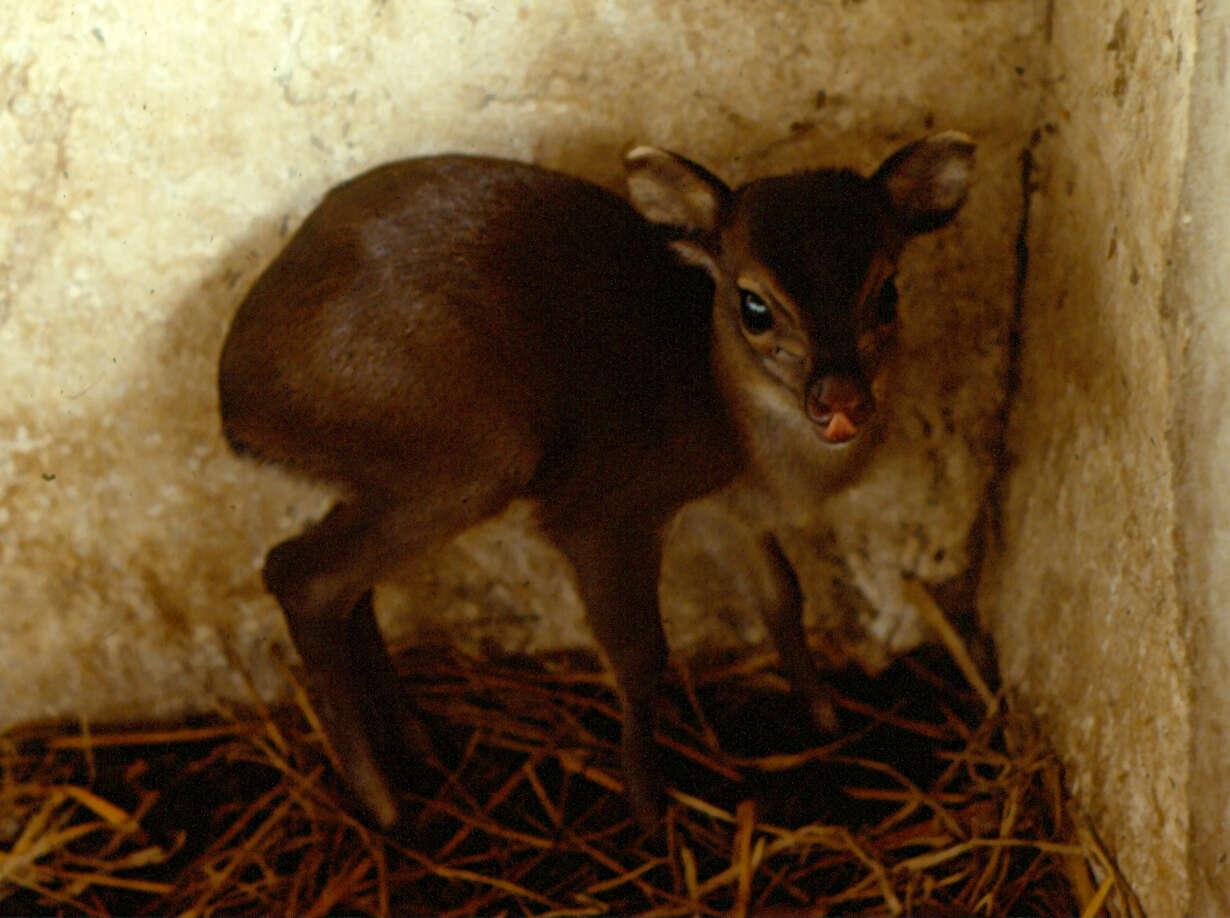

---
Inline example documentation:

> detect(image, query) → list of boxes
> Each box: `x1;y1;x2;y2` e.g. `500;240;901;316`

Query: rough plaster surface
1;0;1038;760
1164;6;1230;910
978;3;1203;913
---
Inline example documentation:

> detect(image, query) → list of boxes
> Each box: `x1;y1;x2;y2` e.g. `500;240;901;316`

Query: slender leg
758;535;840;733
545;519;670;829
347;591;438;768
263;494;501;826
595;594;669;830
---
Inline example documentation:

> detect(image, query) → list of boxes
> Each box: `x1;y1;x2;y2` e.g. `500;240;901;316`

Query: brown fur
218;134;975;829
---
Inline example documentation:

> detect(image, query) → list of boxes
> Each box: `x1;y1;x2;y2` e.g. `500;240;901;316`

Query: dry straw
1;587;1137;916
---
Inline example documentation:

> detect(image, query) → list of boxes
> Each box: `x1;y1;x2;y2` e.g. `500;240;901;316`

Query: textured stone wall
977;2;1226;913
11;1;1230;910
1;0;1041;729
1164;6;1230;909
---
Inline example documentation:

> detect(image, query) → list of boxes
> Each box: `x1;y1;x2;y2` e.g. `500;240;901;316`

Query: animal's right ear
625;147;731;266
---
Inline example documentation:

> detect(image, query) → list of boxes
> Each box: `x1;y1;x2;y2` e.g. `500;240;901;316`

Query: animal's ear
624;146;732;235
873;131;976;236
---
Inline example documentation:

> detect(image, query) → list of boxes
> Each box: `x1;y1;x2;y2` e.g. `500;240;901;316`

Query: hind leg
263;489;510;827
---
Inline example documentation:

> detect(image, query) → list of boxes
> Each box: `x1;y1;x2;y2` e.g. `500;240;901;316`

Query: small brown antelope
218;133;974;829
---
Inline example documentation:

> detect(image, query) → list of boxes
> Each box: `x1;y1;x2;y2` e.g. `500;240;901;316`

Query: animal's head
626;132;974;447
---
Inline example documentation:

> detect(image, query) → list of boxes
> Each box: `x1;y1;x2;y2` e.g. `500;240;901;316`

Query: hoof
808;692;840;735
626;768;667;831
622;727;667;831
344;755;404;830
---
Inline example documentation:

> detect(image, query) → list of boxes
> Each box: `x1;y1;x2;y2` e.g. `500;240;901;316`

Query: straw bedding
1;595;1136;916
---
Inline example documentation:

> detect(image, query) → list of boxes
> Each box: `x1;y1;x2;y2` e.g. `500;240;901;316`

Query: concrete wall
1;0;1039;727
14;0;1228;911
1166;7;1230;908
977;2;1230;913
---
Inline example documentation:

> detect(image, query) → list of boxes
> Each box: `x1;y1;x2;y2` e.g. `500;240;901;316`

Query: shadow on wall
9;98;1010;727
84;124;745;710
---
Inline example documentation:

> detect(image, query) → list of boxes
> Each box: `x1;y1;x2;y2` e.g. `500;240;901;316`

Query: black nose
805;375;875;444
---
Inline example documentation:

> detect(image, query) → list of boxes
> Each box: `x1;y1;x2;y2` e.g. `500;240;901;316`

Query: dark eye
739;290;774;333
875;278;899;325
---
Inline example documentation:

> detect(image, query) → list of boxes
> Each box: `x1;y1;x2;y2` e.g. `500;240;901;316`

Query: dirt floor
0;633;1137;916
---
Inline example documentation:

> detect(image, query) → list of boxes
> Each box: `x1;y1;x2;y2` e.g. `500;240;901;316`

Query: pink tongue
824;412;857;442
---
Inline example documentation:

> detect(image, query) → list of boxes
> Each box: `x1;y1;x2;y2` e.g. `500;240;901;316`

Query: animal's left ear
873;131;976;236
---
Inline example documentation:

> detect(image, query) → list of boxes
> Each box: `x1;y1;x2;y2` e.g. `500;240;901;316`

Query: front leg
758;534;840;733
543;518;670;830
